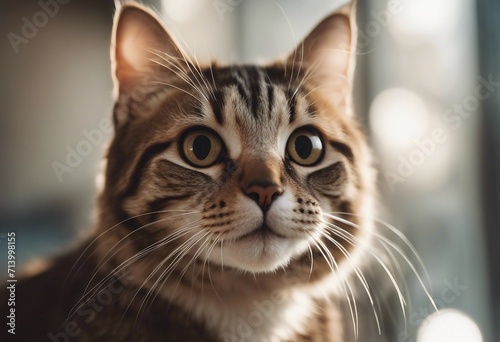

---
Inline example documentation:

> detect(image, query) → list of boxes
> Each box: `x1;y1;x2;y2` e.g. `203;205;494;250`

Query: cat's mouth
235;224;288;241
222;223;307;272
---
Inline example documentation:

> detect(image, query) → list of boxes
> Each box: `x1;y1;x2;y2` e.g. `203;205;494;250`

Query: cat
1;2;397;341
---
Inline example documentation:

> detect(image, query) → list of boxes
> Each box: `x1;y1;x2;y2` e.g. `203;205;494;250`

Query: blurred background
0;0;498;341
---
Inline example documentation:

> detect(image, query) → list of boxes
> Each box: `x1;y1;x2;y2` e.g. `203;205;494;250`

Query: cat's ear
287;4;356;113
111;4;187;96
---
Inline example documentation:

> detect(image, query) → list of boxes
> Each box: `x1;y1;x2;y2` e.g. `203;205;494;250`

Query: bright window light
417;309;483;342
163;0;205;22
369;88;429;149
390;0;460;38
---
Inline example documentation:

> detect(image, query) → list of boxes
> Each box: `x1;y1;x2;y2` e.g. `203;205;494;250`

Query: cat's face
100;4;373;278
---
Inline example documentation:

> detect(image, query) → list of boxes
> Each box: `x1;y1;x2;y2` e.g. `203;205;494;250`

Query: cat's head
98;3;374;280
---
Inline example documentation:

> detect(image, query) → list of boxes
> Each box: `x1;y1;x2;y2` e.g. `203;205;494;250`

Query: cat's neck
153;264;323;342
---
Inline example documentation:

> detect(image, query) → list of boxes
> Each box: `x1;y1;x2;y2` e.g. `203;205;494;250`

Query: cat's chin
219;230;309;273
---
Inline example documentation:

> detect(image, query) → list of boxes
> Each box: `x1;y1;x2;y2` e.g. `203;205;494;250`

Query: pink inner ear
115;10;159;73
286;12;354;113
118;27;158;74
119;34;141;72
303;14;352;77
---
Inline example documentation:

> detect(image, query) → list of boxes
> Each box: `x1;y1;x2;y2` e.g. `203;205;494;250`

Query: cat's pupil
295;135;313;159
193;135;211;160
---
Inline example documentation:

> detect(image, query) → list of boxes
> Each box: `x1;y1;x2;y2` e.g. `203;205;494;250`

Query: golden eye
287;128;323;166
181;129;223;167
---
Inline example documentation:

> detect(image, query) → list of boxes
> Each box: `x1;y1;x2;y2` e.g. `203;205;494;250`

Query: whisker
66;219;200;321
322;221;408;325
324;212;438;313
132;229;208;326
380;242;411;334
329;212;429;283
148;54;210;103
68;211;201;317
324;216;422;324
275;3;297;92
170;231;214;299
190;53;215;97
153;81;205;105
203;236;226;305
66;209;199;284
307;244;314;283
156;24;215;103
83;212;198;295
137;230;217;322
307;233;359;338
220;239;224;274
318;226;381;334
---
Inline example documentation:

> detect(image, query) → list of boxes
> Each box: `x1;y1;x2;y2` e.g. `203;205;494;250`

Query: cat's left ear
287;3;356;113
111;4;188;96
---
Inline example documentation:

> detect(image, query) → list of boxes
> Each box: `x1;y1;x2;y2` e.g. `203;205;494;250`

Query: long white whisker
67;209;199;283
160;24;214;102
324;213;438;313
318;225;381;334
329;212;431;286
275;3;297;91
307;244;314;283
308;234;359;338
153;81;204;105
204;236;226;305
148;54;210;103
133;229;208;324
142;230;215;318
67;219;200;321
322;221;407;324
83;212;198;296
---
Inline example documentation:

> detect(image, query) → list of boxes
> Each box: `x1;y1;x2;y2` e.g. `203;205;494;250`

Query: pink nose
244;182;283;211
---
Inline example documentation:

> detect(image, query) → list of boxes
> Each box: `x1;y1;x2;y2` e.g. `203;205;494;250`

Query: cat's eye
286;128;323;166
181;129;224;167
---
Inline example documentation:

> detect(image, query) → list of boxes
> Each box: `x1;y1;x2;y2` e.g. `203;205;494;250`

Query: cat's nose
244;181;283;211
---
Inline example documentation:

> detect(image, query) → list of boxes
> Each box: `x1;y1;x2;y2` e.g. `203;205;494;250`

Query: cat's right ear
286;3;356;114
111;4;187;97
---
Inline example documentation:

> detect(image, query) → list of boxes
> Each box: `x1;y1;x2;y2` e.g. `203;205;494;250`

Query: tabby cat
2;2;393;341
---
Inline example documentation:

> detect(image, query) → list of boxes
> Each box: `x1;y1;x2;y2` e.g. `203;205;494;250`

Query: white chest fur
179;288;316;342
